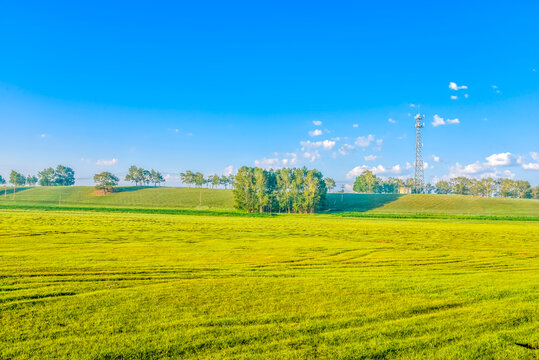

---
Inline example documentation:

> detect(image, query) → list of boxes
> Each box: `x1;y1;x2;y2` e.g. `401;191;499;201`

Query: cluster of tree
352;170;539;199
434;177;539;199
232;166;328;213
37;165;76;186
180;170;235;189
353;171;412;194
0;165;74;191
125;166;165;186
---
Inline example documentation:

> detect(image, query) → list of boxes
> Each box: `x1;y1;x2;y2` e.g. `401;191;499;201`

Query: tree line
353;170;539;199
232;166;329;213
0;165;75;195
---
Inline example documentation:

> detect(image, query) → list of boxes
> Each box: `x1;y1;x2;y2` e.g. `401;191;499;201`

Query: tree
26;175;38;186
324;178;336;192
481;177;497;197
150;170;165;186
532;186;539;199
353;170;378;193
94;172;119;193
54;165;75;186
180;171;193;187
9;170;26;197
38;167;56;186
514;180;531;199
450;177;471;195
220;175;230;189
194;172;205;187
125;165;141;186
498;178;515;198
0;175;6;197
210;174;220;188
435;180;451;194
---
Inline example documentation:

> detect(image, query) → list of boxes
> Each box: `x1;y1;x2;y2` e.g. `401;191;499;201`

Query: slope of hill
1;187;538;217
326;193;539;217
0;186;234;209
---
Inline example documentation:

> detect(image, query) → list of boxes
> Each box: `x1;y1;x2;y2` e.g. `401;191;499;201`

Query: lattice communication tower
413;113;425;193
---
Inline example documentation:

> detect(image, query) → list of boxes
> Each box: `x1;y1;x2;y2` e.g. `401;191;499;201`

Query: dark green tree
26;175;38;186
38;167;56;186
54;165;75;186
94;172;119;193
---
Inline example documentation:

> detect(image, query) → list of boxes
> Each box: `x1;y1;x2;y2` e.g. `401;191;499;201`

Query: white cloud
352;124;359;128
432;114;459;127
164;174;180;182
449;82;468;91
364;155;378;161
344;184;354;192
312;120;322;126
522;162;539;170
464;94;469;98
300;139;336;150
450;95;458;100
223;165;235;176
355;134;375;147
448;152;522;178
485;152;514;167
309;129;323;137
40;134;47;138
432;155;440;163
338;143;355;155
531;152;539;161
388;118;397;124
96;158;118;166
492;85;498;89
346;163;410;178
255;153;298;169
409;104;416;108
432;114;445;127
303;150;321;162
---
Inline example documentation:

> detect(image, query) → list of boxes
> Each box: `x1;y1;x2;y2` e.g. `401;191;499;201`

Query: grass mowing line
0;202;537;221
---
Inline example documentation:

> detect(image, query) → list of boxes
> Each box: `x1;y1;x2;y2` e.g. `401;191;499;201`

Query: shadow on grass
324;193;403;213
114;186;154;193
0;186;33;196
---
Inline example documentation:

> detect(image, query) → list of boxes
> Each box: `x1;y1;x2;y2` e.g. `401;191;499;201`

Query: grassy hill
0;186;537;217
326;193;539;217
0;186;234;209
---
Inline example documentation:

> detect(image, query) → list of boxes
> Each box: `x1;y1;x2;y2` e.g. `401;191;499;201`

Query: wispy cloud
300;139;336;150
312;120;322;126
96;158;118;166
254;153;298;169
432;155;440;163
432;114;459;127
355;134;375;147
309;129;323;137
449;82;468;91
388;118;397;124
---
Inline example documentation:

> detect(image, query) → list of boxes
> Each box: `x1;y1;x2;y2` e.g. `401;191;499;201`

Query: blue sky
1;1;538;187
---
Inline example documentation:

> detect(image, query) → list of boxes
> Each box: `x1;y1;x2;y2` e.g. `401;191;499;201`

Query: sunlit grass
1;210;538;359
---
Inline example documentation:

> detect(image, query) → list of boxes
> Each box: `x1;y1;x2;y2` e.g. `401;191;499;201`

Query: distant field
0;187;538;218
1;210;538;359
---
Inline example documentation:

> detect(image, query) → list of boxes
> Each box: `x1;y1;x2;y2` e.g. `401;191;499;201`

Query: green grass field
1;209;538;359
1;187;538;218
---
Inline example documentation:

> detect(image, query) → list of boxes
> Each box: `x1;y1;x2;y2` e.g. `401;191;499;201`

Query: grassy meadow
1;209;538;359
0;186;538;218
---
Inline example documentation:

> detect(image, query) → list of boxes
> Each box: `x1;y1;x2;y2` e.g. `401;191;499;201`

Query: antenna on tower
413;108;425;194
